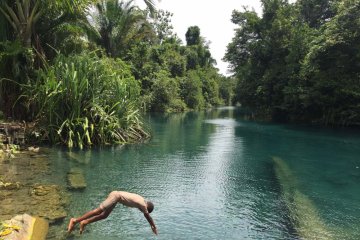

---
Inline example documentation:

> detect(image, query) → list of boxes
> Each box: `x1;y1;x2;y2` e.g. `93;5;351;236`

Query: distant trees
126;22;232;113
224;0;360;125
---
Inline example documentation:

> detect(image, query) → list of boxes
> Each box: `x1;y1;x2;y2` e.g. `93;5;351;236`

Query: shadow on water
272;156;334;240
272;156;360;240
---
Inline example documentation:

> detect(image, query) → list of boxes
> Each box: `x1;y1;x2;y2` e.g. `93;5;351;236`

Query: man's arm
144;213;157;235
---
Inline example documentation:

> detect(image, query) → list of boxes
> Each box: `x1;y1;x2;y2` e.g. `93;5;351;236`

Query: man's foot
80;220;87;234
67;218;77;233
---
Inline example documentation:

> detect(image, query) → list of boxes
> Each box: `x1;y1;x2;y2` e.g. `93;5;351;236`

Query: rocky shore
0;147;70;239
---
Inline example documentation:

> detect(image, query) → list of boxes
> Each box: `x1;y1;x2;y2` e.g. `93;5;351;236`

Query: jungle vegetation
0;0;234;148
224;0;360;126
0;0;358;148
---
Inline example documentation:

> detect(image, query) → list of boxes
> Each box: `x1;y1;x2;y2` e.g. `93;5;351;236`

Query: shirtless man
67;191;157;235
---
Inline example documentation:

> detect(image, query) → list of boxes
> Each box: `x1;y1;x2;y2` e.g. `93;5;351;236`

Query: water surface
45;107;360;239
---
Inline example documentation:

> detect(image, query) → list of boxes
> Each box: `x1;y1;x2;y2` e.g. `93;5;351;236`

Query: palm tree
0;0;157;51
0;0;94;119
143;0;156;16
91;0;154;57
0;0;42;47
0;0;95;47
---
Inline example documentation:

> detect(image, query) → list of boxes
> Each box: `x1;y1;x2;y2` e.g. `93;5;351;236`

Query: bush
22;51;147;148
149;70;186;112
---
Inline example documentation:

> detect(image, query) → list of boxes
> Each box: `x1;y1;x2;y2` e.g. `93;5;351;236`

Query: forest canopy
224;0;360;126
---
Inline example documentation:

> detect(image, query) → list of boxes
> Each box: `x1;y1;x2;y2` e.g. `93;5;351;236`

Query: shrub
22;51;147;148
149;70;185;112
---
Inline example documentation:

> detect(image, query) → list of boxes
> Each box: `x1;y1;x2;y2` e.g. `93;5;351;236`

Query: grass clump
22;51;148;149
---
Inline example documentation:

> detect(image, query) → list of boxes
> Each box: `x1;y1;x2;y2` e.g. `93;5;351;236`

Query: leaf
0;6;18;31
15;0;25;23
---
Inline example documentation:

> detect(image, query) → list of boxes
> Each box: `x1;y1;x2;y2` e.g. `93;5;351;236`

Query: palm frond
143;0;156;17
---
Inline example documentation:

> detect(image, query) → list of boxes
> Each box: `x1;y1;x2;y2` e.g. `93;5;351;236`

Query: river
45;107;360;239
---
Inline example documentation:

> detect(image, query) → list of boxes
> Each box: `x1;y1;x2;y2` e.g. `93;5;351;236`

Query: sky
135;0;263;76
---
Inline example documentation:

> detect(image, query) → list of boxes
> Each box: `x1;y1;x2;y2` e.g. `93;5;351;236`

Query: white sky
136;0;263;76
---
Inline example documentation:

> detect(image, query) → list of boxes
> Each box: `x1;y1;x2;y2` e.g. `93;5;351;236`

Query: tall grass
23;51;149;148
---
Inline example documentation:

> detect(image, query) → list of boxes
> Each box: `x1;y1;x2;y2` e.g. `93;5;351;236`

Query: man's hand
151;225;158;235
144;213;158;235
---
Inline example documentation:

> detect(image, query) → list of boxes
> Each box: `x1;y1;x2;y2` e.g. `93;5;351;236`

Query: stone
1;214;49;240
31;185;52;196
28;184;69;223
0;191;12;200
0;181;21;190
67;167;87;190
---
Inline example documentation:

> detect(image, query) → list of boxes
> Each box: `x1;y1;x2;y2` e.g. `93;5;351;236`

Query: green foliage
0;0;41;47
125;22;225;111
300;0;360;125
184;26;215;70
218;76;236;106
180;71;204;110
225;0;360;125
297;0;336;28
0;1;10;42
153;42;187;77
0;40;34;119
0;0;233;149
152;9;175;43
148;70;186;112
22;52;146;148
90;0;154;58
185;26;200;46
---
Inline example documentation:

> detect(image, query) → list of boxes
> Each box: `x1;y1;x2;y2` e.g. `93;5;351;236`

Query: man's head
147;201;154;213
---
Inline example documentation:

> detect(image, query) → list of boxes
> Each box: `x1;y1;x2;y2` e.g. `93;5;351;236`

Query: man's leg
79;205;115;234
67;208;103;233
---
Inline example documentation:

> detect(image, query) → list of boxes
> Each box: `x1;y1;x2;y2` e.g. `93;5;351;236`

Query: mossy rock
0;181;21;190
66;152;90;164
29;184;69;223
67;168;87;190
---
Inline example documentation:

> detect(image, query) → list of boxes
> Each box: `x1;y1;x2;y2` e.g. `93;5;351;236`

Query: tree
184;26;215;70
149;70;186;112
300;0;360;125
151;9;175;43
90;0;153;58
297;0;335;28
0;0;93;49
0;0;94;118
218;75;236;106
225;0;360;125
185;26;200;46
180;70;204;110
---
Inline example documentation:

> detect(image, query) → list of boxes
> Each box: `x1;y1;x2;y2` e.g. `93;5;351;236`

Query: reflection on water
43;107;360;239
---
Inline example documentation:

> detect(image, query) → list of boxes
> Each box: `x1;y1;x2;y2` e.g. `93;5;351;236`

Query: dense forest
225;0;360;126
0;0;359;148
0;0;233;148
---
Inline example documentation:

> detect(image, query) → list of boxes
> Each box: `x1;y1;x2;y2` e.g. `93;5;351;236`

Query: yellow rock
1;214;49;240
0;228;13;237
2;223;21;230
29;217;48;240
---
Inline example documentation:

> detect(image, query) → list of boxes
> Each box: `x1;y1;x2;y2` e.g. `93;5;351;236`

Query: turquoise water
46;107;360;239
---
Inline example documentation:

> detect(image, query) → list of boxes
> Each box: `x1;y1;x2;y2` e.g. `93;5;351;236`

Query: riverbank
0;147;70;239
